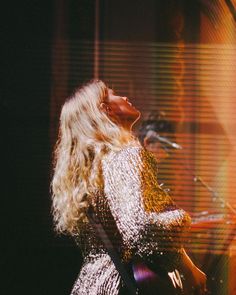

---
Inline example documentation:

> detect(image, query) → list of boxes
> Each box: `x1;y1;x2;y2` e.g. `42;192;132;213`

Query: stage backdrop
50;1;236;294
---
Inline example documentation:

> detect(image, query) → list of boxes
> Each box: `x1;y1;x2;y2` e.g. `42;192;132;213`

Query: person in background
51;80;206;294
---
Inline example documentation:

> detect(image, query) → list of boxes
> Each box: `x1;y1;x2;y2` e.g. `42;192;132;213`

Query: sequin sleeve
102;145;191;270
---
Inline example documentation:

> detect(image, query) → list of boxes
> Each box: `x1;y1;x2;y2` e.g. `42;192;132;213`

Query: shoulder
102;142;157;169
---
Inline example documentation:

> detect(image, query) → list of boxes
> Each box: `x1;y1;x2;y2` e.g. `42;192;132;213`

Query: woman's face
103;89;141;130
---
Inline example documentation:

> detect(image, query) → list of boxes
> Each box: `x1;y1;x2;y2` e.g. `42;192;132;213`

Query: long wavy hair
51;80;134;235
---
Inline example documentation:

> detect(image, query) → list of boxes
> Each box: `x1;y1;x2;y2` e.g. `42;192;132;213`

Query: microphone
145;130;182;150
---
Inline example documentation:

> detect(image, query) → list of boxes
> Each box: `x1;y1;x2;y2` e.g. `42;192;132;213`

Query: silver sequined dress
71;144;191;294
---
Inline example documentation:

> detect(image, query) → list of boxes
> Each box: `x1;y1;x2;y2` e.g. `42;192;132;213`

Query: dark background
1;1;81;294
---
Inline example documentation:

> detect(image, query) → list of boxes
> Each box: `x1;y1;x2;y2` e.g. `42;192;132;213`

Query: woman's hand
179;249;207;295
182;264;207;295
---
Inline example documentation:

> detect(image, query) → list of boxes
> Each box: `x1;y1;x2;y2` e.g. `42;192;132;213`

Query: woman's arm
103;145;206;291
103;146;190;257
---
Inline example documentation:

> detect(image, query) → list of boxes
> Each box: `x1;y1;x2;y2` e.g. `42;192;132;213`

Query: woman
51;80;206;294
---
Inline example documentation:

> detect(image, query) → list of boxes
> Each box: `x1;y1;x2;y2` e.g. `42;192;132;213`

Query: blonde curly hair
51;80;134;235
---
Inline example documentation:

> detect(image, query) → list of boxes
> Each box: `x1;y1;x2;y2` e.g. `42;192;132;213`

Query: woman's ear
100;102;111;114
100;102;107;111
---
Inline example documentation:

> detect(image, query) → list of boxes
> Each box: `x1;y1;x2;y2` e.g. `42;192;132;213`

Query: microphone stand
193;175;236;291
172;151;236;284
144;132;236;216
167;152;236;293
193;175;236;217
142;124;236;290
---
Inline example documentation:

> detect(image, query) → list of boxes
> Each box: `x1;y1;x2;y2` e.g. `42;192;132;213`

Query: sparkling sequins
71;144;191;294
